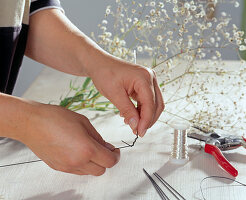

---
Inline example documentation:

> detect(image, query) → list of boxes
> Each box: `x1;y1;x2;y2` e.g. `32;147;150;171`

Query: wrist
75;33;115;78
0;93;41;141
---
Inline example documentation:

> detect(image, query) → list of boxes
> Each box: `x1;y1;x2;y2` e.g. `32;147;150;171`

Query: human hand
19;104;120;176
89;55;164;137
25;9;163;137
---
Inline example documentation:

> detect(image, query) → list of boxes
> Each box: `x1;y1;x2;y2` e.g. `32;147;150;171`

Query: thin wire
0;159;42;168
143;168;168;200
0;133;138;167
114;133;139;150
200;176;246;200
0;134;138;167
154;172;186;200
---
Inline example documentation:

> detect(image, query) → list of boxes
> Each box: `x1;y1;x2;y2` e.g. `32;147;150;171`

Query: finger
78;161;106;176
63;169;88;175
81;117;119;152
46;161;89;175
110;89;139;134
136;82;156;137
150;76;165;127
90;137;120;168
80;116;106;146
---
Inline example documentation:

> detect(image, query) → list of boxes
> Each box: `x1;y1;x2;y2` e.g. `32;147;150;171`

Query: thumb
111;90;139;134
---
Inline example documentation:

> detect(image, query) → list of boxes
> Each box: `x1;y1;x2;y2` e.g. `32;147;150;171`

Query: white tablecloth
0;62;246;200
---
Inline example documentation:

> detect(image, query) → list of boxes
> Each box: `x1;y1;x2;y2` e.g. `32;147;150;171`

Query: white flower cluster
91;0;246;133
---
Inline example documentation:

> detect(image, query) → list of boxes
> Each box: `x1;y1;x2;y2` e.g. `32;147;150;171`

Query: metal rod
143;168;168;200
154;173;186;200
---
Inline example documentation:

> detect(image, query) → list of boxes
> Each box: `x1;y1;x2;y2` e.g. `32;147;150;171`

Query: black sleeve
30;0;64;16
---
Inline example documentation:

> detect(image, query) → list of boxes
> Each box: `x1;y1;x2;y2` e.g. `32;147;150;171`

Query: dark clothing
0;0;63;94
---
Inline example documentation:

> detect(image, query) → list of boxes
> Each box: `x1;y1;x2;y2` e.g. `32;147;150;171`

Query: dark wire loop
113;133;139;150
200;176;246;200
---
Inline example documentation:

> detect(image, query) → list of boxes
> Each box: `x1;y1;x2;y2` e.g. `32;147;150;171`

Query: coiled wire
171;129;189;160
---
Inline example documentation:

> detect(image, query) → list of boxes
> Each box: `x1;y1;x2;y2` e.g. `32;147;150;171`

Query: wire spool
169;120;190;165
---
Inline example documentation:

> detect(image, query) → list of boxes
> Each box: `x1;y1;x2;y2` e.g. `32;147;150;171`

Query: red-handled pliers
188;126;246;177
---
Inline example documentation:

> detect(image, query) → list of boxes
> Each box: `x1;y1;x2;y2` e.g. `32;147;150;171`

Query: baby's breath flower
215;51;221;58
190;5;196;11
102;20;108;24
167;31;173;36
221;12;227;17
150;9;155;15
100;26;107;31
207;22;212;28
236;39;242;45
133;17;138;24
157;35;162;42
166;39;172;45
105;32;112;37
120;40;126;46
105;8;111;15
225;32;230;38
239;45;246;51
173;6;178;13
150;1;155;7
137;46;143;52
184;2;190;9
158;2;164;8
184;19;188;24
150;17;156;23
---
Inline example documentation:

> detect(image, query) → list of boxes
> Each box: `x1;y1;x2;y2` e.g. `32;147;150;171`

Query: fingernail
129;118;137;130
105;142;115;151
140;129;147;137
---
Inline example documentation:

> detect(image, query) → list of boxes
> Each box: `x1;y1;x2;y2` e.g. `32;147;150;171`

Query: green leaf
86;90;93;98
69;80;79;91
89;107;107;111
60;97;73;107
91;91;100;100
72;94;84;102
95;101;111;105
82;77;92;90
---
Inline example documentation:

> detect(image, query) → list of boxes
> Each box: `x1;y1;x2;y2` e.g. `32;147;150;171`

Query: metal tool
143;168;186;200
188;126;246;177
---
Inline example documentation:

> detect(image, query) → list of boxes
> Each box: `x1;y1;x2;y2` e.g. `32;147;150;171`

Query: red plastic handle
205;144;238;177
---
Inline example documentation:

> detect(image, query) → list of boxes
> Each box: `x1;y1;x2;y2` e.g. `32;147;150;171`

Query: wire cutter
187;126;246;177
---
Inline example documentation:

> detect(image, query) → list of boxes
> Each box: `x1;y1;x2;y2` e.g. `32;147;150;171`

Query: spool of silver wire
169;121;190;165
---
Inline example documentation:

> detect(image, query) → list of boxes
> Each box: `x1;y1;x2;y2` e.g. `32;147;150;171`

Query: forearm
26;9;113;77
0;93;39;140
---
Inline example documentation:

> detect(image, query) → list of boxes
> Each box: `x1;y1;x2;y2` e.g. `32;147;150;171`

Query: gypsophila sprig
60;0;246;135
